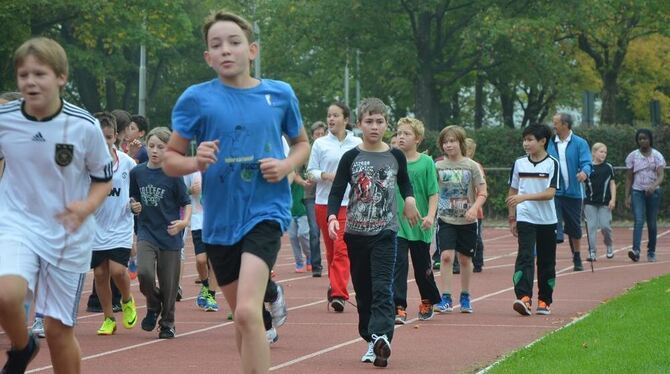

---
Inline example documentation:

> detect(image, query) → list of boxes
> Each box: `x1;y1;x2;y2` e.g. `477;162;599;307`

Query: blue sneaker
460;293;473;313
204;293;219;312
433;294;452;313
196;286;209;309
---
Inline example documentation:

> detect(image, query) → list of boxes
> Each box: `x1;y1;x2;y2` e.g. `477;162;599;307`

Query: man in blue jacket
548;113;592;271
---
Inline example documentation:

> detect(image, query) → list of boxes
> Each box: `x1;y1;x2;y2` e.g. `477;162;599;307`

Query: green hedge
417;125;670;220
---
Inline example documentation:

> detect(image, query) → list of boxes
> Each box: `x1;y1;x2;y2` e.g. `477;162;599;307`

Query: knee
45;318;74;342
440;252;452;264
233;304;261;332
0;279;26;308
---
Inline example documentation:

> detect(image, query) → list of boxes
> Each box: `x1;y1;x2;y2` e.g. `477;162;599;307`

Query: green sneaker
204;293;219;312
97;317;117;335
122;297;137;329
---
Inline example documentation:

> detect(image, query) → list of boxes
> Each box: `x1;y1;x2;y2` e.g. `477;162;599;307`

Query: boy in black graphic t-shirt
327;98;419;368
584;142;616;259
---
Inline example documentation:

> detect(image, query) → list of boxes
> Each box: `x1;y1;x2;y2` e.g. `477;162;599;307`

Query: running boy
163;10;309;373
91;112;138;335
584;142;616;260
434;126;487;314
507;124;559;316
0;37;113;373
392;117;441;324
131;127;191;339
327;98;420;368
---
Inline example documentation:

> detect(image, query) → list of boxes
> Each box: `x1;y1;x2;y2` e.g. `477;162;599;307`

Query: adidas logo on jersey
32;132;46;142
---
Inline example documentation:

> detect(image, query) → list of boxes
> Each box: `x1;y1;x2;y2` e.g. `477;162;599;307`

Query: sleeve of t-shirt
425;156;439;196
392;148;414;199
471;159;485;186
171;88;200;141
136;146;148;164
327;149;356;217
550;158;559;189
87;120;114;182
625;151;635;169
176;176;191;207
607;163;615;179
509;160;519;189
129;166;140;202
307;140;324;182
655;150;667;168
281;84;303;140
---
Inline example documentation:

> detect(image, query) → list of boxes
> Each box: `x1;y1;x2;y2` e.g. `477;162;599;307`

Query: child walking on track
308;102;361;310
507;124;559;316
584;142;616;260
131;127;192;339
392;117;441;324
434;126;487;314
163;10;310;373
0;37;113;373
328;98;420;368
91;112;138;335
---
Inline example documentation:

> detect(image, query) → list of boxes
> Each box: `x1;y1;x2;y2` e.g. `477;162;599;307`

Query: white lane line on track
21;229;670;372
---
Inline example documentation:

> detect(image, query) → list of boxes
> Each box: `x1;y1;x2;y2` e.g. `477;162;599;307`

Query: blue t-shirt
129;163;191;250
171;78;303;245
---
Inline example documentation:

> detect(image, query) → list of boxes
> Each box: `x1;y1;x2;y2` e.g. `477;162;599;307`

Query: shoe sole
418;313;434;321
331;299;345;312
628;251;640;262
394;318;406;325
536;310;551;315
434;307;452;313
606;254;614;259
461;308;473;314
513;300;532;316
373;339;391;368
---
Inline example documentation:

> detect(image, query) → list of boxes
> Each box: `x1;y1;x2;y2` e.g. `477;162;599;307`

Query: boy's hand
321;172;335;182
328;218;339;240
505;195;525;208
421;215;434;230
576;171;587;182
608;200;615;210
259;158;293;183
128;139;142;158
403;197;420;226
56;200;94;233
464;207;478;222
129;197;142;215
191;180;202;195
167;220;186;236
196;140;220;171
509;221;518;237
625;195;631;209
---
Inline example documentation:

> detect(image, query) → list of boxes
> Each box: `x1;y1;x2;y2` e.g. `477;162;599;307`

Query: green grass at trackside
486;275;670;373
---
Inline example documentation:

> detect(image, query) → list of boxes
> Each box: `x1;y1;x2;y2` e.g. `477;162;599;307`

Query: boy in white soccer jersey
0;37;113;373
506;124;559;316
90;112;138;335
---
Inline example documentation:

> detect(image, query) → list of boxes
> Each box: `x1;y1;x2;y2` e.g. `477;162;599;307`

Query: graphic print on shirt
218;124;259;183
438;168;472;218
140;185;166;207
348;160;396;233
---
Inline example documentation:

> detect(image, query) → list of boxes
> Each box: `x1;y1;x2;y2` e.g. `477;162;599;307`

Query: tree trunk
450;92;460;123
474;73;484;129
74;67;101;113
105;78;117;111
600;71;618;124
498;84;515;128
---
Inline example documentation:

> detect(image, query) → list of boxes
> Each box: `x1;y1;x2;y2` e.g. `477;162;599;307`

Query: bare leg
45;317;81;374
0;276;29;349
94;262;114;319
439;251;453;295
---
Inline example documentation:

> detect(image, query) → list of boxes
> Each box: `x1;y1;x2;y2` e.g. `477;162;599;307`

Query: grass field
485;274;670;373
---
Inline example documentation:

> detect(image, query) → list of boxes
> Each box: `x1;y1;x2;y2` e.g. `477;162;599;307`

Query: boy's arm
306;141;324;182
507;187;519;236
260;129;310;183
577;139;592;181
164;132;212;177
421;193;438;230
327;151;354;219
608;179;617;210
394;149;419;226
625;168;633;208
57;180;112;233
168;204;192;236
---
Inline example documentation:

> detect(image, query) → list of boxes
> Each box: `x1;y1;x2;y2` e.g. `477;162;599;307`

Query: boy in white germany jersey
0;37;113;373
90;112;139;336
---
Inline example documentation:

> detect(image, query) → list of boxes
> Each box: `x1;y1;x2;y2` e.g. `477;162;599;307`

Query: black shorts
437;220;477;257
192;230;206;255
205;220;282;286
555;196;583;239
91;248;131;269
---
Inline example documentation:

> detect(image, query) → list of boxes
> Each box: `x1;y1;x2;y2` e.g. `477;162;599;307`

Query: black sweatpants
393;238;441;308
513;222;557;304
346;230;396;342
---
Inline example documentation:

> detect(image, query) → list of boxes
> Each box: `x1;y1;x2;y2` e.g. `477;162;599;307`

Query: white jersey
93;149;136;250
509;154;559;225
0;100;113;272
307;130;362;205
183;171;203;231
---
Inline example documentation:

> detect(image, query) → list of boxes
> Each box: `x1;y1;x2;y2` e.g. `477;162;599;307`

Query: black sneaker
158;326;175;339
112;303;122;313
2;332;40;374
176;286;183;302
141;310;159;331
573;253;583;271
473;266;482;273
628;250;640;262
312;271;322;278
331;298;345;312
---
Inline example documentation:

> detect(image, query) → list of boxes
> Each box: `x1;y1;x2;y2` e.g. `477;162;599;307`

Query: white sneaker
372;334;391;368
361;341;375;363
269;283;287;328
266;327;278;344
31;317;45;338
606;246;614;259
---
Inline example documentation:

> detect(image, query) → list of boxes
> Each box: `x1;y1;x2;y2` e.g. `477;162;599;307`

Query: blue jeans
631;189;661;254
303;198;322;272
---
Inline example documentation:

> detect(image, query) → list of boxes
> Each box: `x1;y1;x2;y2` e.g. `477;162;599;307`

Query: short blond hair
147;127;171;144
396;117;425;139
203;10;254;45
14;37;68;79
438;125;467;156
465;138;477;158
591;142;607;153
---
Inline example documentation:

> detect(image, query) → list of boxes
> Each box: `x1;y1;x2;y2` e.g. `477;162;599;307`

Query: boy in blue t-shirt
163;10;309;373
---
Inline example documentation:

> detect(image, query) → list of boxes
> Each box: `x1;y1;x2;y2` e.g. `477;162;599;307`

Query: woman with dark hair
625;129;665;262
307;102;361;311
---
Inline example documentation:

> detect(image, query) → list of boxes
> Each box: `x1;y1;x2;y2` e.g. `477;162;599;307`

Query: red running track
1;227;669;373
